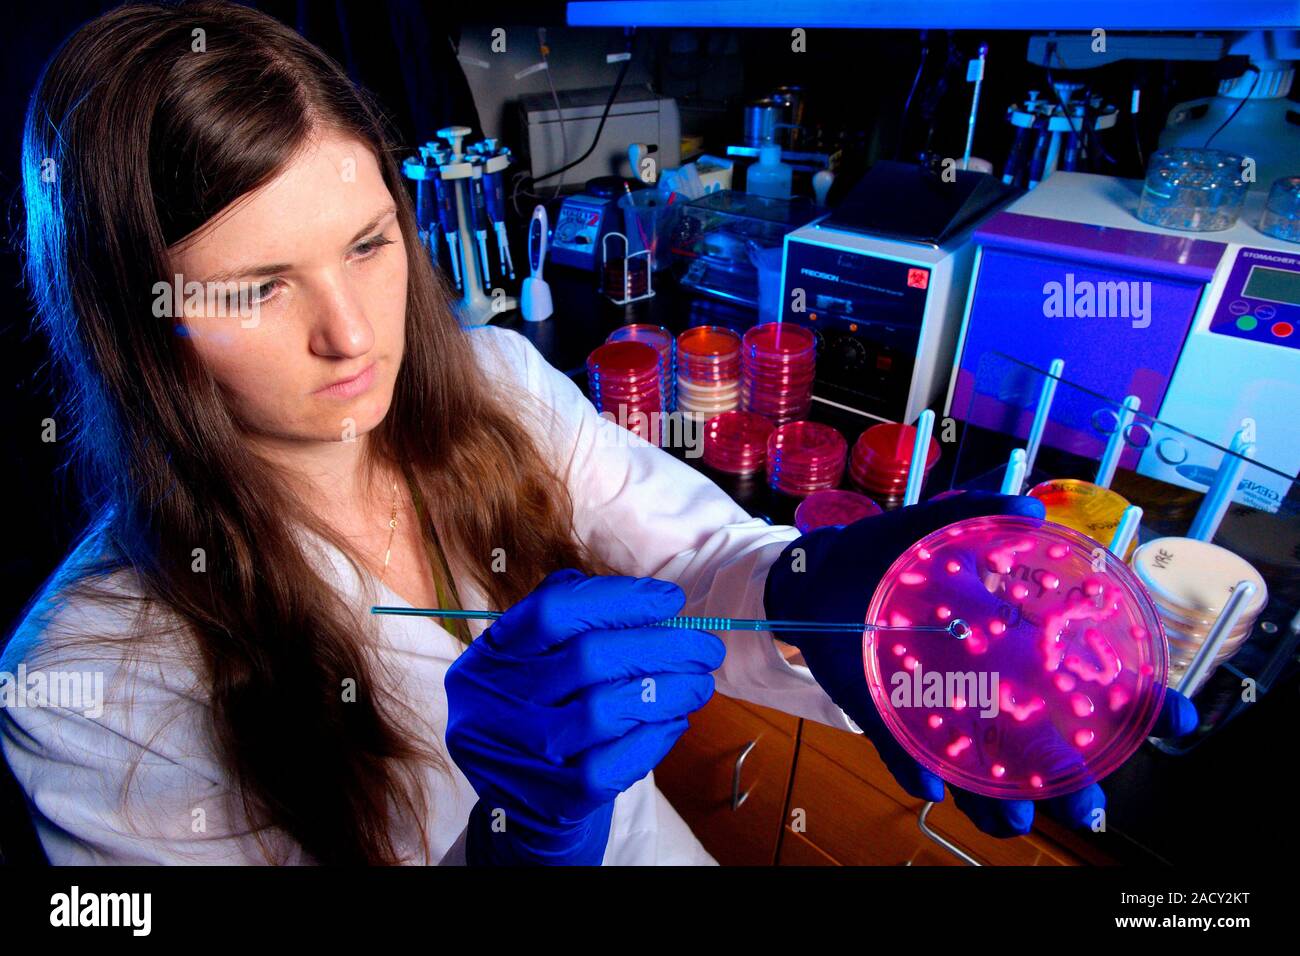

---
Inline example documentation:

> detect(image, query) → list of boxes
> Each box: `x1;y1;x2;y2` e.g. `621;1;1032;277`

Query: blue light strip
567;1;1300;30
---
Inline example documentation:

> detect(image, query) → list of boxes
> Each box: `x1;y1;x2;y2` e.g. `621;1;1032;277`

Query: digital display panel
1243;265;1300;306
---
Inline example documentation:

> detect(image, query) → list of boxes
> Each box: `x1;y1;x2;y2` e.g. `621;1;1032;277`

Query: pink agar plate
864;515;1168;800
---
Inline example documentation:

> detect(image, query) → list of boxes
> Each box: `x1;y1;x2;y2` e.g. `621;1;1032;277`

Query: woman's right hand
445;569;724;865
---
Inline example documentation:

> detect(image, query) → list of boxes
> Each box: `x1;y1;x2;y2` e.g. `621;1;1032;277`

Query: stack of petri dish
848;422;941;507
741;322;816;425
675;326;742;421
701;410;775;476
793;488;883;533
1130;537;1269;696
606;323;676;411
586;340;665;443
766;421;847;497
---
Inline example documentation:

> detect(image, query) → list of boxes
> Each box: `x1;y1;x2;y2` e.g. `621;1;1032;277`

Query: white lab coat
0;325;855;865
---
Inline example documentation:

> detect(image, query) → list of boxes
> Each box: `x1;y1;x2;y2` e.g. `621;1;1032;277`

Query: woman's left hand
764;490;1199;837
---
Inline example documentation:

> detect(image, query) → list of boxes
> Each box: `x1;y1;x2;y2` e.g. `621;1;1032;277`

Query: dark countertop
491;266;1300;867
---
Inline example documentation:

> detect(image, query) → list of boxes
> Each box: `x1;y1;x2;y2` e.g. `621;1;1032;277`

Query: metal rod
1024;358;1064;481
370;606;966;636
1189;426;1254;542
919;801;981;865
1095;394;1141;490
1001;448;1028;496
1109;504;1143;556
904;409;935;507
1174;580;1256;700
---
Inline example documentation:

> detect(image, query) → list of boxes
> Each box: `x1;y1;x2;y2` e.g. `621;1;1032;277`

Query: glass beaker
1136;147;1249;232
1259;175;1300;244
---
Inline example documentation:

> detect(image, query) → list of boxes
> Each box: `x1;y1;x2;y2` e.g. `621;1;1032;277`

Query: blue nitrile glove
764;491;1199;838
445;569;724;865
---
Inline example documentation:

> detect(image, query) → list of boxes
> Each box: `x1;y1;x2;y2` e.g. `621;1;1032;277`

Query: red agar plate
794;489;883;532
864;515;1168;800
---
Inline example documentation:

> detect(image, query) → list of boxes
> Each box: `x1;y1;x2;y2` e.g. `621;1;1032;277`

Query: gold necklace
377;477;399;586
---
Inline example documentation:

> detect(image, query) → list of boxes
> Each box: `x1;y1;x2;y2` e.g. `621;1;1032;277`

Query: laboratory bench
493;268;1300;867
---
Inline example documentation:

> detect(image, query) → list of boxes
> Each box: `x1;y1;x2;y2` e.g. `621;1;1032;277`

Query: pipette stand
435;126;516;326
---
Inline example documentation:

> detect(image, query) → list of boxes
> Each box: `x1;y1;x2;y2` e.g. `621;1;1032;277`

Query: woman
1;1;1195;866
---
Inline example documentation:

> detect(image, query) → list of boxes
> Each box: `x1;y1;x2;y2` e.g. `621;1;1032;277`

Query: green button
1236;315;1259;332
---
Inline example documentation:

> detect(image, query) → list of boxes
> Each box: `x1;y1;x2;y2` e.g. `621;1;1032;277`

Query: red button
907;268;930;290
1272;322;1294;338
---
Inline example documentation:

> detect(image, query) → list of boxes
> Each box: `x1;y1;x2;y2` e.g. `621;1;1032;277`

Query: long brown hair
22;0;603;864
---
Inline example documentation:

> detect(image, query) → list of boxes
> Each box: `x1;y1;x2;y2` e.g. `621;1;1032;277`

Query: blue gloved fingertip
1154;687;1199;738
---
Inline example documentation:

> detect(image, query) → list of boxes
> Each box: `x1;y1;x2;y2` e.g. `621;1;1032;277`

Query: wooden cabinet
654;692;799;865
793;717;1085;866
657;692;1107;866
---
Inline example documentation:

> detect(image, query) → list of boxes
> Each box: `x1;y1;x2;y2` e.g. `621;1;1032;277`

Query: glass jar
1137;147;1249;232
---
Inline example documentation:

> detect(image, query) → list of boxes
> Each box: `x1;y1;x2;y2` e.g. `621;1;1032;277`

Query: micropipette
370;605;970;638
481;146;516;279
412;146;442;271
431;167;463;291
467;160;492;283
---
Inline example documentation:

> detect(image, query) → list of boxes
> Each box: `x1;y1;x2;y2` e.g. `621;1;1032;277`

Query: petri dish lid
768;425;848;470
794;489;883;532
864;515;1168;800
706;410;774;441
1130;537;1268;621
587;340;661;376
743;322;816;357
677;325;742;359
607;323;674;357
853;422;941;472
1027;479;1131;547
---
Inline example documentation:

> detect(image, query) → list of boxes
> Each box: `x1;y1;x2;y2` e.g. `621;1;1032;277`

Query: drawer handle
731;739;758;810
918;801;982;866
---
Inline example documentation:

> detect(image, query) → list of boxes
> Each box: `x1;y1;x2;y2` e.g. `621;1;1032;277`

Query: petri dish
849;422;940;500
678;325;742;359
853;422;941;473
1027;479;1134;557
607;323;674;359
743;321;816;358
794;489;883;532
703;411;774;475
587;340;660;375
864;515;1168;800
767;421;847;466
